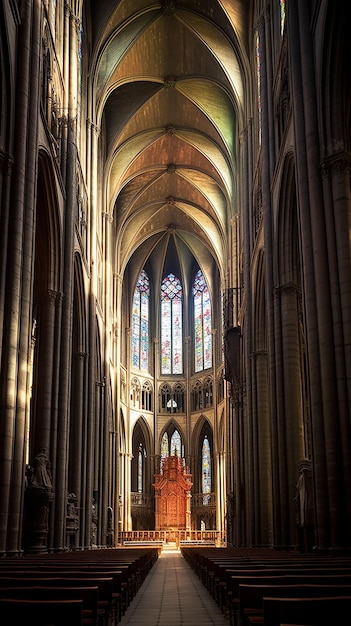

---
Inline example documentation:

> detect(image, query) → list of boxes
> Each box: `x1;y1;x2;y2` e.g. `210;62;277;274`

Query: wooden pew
260;595;351;626
0;551;157;622
0;546;159;623
181;546;351;612
0;597;83;625
0;576;113;625
239;583;351;626
227;573;351;626
32;565;127;620
0;586;99;625
6;546;159;607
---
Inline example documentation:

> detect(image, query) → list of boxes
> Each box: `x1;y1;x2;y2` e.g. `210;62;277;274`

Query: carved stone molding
274;282;301;299
321;152;351;179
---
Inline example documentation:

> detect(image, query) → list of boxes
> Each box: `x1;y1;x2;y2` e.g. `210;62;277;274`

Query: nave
119;548;229;626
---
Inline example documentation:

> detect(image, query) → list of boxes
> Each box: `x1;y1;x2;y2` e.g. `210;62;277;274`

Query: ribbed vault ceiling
89;0;249;280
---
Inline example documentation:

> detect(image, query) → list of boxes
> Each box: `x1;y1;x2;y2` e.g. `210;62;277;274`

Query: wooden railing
118;529;224;547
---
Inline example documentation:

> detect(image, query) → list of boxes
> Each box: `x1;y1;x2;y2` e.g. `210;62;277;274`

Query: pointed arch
131;417;153;494
276;153;310;512
30;151;62;459
159;420;186;465
191;415;214;495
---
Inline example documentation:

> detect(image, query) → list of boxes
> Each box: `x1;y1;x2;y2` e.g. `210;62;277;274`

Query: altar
154;455;192;530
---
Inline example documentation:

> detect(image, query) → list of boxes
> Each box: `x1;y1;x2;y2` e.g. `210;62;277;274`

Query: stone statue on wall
24;448;54;553
29;448;52;489
294;458;315;552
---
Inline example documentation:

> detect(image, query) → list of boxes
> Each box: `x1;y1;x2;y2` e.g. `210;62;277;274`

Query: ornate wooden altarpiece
154;455;192;530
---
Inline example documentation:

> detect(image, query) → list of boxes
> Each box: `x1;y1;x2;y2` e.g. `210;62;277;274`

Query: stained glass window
161;432;169;461
280;0;285;35
132;270;149;371
170;429;181;456
193;270;212;372
161;273;183;374
202;435;211;505
160;429;182;461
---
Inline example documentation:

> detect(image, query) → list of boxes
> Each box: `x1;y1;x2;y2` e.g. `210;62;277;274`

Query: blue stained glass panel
193;270;212;372
132;270;149;371
161;273;183;374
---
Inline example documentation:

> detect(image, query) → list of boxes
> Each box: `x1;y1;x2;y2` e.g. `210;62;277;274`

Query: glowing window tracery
193;270;212;372
161;273;183;374
132;270;149;371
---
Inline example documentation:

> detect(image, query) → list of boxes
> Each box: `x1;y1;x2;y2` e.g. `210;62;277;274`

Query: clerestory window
161;273;183;375
280;0;286;35
193;270;212;372
132;270;149;371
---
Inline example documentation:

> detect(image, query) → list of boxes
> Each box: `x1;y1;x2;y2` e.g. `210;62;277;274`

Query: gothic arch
131;417;153;492
36;152;62;292
159;419;186;460
252;248;266;350
277;153;300;285
30;152;62;457
191;415;214;495
250;248;273;545
66;253;88;547
275;153;309;546
319;4;351;152
130;417;155;530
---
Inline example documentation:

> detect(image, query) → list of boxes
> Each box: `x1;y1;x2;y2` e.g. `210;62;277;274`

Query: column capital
321;152;351;178
274;282;301;298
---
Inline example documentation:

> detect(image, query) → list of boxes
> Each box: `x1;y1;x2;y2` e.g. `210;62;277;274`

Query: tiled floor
119;546;229;625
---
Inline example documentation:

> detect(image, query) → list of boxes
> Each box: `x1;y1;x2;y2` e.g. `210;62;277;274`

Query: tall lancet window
161;432;169;461
202;435;211;505
280;0;286;35
170;429;182;456
132;270;149;371
193;270;212;372
161;273;183;374
160;429;183;464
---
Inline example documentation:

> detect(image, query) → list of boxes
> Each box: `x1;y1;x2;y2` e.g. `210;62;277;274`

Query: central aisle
119;547;229;625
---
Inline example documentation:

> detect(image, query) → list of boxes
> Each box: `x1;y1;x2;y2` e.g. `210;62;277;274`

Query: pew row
0;597;84;626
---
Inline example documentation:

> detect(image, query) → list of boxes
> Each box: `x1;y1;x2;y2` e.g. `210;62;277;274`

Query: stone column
34;290;60;451
70;351;87;548
0;152;14;364
280;282;305;543
0;0;41;556
320;154;351;548
239;123;252;547
287;0;337;551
